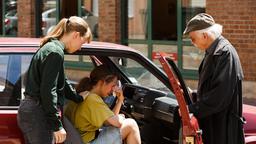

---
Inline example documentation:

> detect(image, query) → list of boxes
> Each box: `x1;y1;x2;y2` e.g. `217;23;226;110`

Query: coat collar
205;36;222;55
50;37;65;51
198;36;224;91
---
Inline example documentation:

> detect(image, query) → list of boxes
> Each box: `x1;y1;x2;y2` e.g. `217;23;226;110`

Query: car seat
63;116;84;144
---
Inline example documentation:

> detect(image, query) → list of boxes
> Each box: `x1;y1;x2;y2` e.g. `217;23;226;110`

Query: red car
0;38;255;144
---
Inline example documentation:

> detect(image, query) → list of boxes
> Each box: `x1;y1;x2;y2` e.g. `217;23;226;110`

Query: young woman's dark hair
76;65;119;93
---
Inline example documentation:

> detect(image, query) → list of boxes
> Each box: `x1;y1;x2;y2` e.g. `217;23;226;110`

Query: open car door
158;52;202;144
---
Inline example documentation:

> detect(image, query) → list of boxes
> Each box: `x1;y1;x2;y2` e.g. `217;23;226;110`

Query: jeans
90;126;122;144
17;98;54;144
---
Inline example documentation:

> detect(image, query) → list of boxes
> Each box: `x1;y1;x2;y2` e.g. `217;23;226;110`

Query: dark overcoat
188;36;245;144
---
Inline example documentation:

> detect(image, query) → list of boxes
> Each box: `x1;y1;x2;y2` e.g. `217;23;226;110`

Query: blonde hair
40;16;92;47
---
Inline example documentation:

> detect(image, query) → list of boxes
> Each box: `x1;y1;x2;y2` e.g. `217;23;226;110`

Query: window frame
120;0;206;79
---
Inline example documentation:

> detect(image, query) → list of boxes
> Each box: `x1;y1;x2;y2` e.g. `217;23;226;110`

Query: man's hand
54;128;66;143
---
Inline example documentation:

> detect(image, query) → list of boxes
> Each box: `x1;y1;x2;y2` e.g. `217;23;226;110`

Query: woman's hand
112;87;124;115
54;128;66;143
114;87;124;102
118;114;125;121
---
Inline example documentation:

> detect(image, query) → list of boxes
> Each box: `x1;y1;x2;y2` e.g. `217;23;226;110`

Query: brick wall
207;0;256;80
99;0;121;43
17;0;35;37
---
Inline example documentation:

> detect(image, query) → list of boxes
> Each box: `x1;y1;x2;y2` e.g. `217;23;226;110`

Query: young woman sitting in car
65;65;141;144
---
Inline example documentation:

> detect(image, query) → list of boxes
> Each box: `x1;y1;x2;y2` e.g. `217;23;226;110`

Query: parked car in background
3;0;17;36
0;38;255;144
5;0;17;11
42;7;98;37
4;9;18;36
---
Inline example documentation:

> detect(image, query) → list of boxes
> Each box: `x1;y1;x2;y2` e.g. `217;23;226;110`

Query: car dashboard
121;83;181;143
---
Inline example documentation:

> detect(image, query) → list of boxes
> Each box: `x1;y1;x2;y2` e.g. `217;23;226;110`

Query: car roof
0;37;138;53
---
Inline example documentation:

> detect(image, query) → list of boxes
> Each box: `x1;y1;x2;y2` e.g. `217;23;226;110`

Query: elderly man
184;13;245;144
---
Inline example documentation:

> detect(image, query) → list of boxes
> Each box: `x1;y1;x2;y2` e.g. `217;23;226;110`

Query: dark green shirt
24;38;83;131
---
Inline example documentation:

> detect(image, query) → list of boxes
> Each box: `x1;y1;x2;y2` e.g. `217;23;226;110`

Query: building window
1;0;18;36
122;0;206;78
128;0;147;40
128;0;134;18
182;0;205;33
92;0;98;17
79;0;99;39
152;0;177;41
182;0;205;70
41;0;57;36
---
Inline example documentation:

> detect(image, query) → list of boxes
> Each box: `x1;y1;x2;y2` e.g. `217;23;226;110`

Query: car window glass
110;57;171;94
0;56;8;92
0;54;32;107
64;55;95;84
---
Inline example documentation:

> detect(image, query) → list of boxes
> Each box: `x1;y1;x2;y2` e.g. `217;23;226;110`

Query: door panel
0;111;24;144
0;54;32;144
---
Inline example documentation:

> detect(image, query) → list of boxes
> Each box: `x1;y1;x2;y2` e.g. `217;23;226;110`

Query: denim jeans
90;126;122;144
17;98;54;144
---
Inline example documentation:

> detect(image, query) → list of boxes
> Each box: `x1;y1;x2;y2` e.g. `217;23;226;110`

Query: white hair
197;23;223;38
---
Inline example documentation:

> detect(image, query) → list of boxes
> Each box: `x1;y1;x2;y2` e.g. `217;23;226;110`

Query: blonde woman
17;16;92;144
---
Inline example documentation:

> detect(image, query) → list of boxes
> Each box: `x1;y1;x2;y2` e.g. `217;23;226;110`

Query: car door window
0;56;8;93
0;54;95;107
0;54;32;107
110;57;171;94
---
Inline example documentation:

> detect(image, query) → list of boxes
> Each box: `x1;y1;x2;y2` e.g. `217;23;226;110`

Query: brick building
1;0;255;103
206;0;256;104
